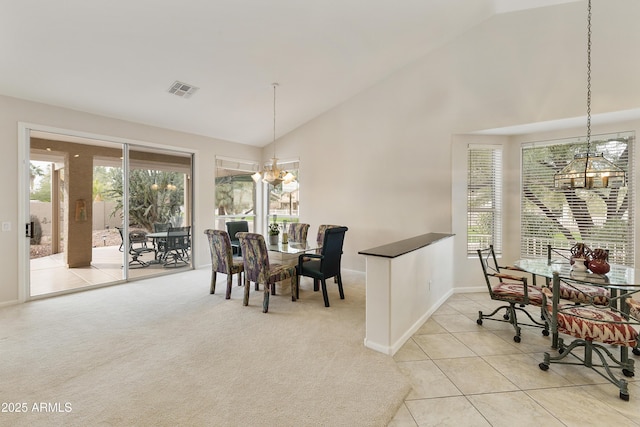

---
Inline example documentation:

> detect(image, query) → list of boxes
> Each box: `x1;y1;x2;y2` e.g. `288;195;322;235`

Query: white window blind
521;132;634;266
468;145;503;256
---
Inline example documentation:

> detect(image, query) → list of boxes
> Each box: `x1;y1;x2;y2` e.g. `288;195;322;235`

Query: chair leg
210;271;217;294
296;275;300;299
237;271;243;286
337;274;344;300
321;278;330;307
291;275;297;302
225;274;233;299
314;279;319;292
243;279;250;306
263;284;270;313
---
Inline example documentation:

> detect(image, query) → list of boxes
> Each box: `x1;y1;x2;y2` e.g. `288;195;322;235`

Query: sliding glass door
26;130;193;298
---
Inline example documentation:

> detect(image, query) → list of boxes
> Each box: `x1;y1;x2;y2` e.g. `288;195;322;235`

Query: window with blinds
520;132;634;266
468;145;503;256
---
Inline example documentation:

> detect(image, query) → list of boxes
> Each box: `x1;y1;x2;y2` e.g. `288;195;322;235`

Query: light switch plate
2;222;10;232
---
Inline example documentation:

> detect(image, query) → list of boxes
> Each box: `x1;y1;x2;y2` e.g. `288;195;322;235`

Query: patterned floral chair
204;229;244;299
477;245;548;342
287;223;310;243
237;232;297;313
539;284;639;401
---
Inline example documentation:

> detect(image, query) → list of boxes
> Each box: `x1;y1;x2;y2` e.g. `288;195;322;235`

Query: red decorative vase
589;259;610;275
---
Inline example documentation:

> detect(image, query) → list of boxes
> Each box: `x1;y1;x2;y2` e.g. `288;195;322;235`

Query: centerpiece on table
268;222;280;245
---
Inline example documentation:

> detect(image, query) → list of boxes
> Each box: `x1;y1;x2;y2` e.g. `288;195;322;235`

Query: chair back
477;245;500;291
288;223;310;242
316;224;341;247
226;221;249;242
153;223;171;232
237;232;270;284
166;226;191;251
204;229;234;274
318;226;348;277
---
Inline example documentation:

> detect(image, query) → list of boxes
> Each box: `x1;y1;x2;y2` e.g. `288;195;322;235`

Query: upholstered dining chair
237;232;297;313
477;245;548;342
297;226;348;307
316;224;341;249
539;283;639;400
204;229;244;299
287;222;310;243
547;245;610;306
226;220;249;255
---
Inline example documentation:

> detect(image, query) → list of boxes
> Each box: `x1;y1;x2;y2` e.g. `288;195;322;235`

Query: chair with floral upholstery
477;245;549;342
539;281;639;400
237;232;297;313
204;229;244;299
287;222;310;243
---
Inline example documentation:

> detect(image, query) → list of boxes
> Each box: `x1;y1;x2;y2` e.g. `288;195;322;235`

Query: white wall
268;0;640;274
2;0;640;304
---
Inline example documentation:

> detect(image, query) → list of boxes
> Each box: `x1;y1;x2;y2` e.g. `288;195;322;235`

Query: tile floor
388;292;640;426
29;246;189;297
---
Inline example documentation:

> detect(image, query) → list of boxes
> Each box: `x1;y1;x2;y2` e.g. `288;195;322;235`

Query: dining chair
204;229;244;299
226;220;249;255
287;223;310;243
237;232;297;313
547;245;610;305
477;245;548;342
297;226;348;307
116;227;155;267
163;226;191;267
539;282;639;400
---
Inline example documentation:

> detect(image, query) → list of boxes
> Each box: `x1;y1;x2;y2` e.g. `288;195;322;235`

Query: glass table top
515;258;640;289
266;241;318;255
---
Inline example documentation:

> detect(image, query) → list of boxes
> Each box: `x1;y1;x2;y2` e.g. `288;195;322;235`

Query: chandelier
252;83;295;186
554;0;625;190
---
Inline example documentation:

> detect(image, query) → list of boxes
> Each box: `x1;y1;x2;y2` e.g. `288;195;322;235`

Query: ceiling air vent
168;81;199;98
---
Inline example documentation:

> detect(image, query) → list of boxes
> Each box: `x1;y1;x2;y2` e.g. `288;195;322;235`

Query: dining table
266;240;319;266
515;258;640;363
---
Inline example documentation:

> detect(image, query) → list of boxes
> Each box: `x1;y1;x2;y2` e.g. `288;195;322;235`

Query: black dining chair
297;226;348;307
116;226;155;268
226;221;249;255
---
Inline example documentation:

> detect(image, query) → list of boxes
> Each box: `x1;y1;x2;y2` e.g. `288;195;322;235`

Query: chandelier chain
586;0;592;147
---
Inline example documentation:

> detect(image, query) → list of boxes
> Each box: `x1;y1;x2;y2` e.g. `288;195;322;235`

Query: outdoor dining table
146;229;191;263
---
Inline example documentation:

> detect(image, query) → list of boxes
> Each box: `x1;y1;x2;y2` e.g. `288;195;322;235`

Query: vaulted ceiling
0;0;580;146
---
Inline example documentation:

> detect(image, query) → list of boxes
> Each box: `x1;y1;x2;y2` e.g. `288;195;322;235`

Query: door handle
26;221;34;238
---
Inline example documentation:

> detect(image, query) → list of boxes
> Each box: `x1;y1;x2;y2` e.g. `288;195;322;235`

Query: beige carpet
0;268;410;426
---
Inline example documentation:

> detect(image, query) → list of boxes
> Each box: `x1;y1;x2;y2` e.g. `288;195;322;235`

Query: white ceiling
0;0;580;146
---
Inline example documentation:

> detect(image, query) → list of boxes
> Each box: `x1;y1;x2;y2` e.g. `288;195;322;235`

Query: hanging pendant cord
272;83;278;159
584;0;592;180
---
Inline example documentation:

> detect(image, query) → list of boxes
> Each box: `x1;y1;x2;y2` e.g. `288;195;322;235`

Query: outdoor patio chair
116;226;155;268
